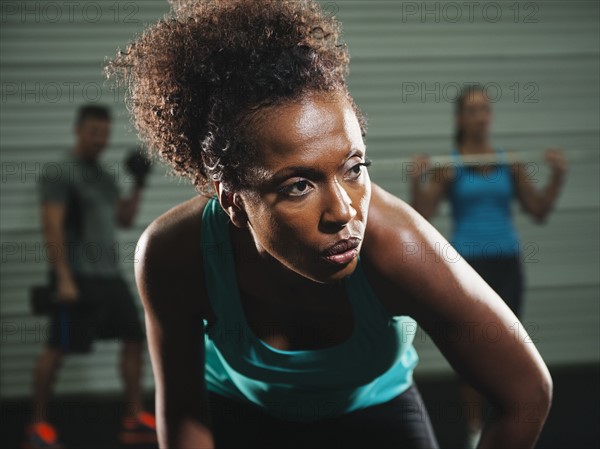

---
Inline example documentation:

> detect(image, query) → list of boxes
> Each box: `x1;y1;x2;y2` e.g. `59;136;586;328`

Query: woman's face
234;92;371;284
458;89;492;141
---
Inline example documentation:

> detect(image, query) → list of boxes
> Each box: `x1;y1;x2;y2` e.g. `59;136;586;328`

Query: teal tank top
449;147;521;260
200;196;419;422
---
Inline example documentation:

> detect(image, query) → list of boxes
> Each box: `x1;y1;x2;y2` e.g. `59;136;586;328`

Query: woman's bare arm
409;155;453;220
364;184;552;449
513;148;567;224
135;197;214;449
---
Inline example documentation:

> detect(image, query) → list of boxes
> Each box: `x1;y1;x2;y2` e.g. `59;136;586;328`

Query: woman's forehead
253;94;365;165
464;89;489;106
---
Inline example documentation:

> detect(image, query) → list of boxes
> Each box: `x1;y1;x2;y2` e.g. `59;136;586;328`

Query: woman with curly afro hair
107;1;552;448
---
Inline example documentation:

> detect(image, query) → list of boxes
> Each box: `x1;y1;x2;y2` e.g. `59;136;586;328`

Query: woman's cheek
359;183;372;221
271;214;313;256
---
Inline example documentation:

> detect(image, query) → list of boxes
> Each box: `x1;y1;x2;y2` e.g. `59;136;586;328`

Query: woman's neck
459;138;494;155
229;221;328;292
228;222;344;311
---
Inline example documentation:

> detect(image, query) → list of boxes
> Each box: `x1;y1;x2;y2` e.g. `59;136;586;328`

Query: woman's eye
280;180;312;197
346;161;371;180
350;165;362;176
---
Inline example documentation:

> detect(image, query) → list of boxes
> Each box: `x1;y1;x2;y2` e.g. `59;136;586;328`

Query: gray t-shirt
39;151;121;277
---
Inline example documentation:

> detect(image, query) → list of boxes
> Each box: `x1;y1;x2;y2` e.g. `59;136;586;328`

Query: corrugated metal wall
1;1;598;398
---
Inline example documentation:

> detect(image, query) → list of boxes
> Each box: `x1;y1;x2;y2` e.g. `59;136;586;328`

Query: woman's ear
214;181;248;228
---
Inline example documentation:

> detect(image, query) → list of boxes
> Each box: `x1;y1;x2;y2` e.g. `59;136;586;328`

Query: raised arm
116;185;143;229
409;154;452;220
117;150;152;228
364;184;552;449
135;199;214;449
513;148;567;224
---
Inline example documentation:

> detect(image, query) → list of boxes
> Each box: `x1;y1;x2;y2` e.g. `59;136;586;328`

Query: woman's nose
320;179;357;229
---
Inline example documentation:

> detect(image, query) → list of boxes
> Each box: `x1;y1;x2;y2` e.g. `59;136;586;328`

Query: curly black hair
106;0;367;195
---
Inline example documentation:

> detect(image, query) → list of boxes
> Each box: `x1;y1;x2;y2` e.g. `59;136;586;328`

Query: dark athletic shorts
207;383;440;449
465;253;525;318
46;272;145;353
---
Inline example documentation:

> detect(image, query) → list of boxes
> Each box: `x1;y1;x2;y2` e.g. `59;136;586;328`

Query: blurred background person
409;85;567;448
25;105;155;449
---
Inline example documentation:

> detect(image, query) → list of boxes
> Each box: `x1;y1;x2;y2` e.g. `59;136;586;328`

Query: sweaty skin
136;92;552;449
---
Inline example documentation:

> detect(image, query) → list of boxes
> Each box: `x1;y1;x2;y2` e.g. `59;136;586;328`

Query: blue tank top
449;147;520;260
200;196;419;422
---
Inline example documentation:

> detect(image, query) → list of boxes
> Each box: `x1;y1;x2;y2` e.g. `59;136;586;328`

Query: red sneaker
118;410;158;445
22;422;65;449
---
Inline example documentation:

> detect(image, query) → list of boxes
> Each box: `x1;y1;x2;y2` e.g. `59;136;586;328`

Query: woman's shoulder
362;183;461;315
365;183;422;239
139;194;211;259
136;194;214;318
365;184;451;269
361;184;425;310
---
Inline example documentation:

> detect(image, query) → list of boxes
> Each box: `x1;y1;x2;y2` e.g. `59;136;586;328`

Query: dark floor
2;363;598;448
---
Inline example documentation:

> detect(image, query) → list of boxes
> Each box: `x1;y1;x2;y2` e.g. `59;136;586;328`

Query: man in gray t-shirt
26;105;157;448
40;150;122;277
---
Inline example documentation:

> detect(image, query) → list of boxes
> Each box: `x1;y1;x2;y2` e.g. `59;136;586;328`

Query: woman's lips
321;237;361;265
322;247;359;265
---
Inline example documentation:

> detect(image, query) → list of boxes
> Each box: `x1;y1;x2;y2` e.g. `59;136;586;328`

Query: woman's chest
240;287;355;352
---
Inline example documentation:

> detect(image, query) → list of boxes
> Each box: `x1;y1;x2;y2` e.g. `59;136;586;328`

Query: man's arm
41;202;79;302
364;184;552;449
117;185;143;228
117;150;152;228
38;161;80;302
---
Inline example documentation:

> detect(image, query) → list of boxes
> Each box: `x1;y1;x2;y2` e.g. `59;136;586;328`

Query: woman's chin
301;256;360;284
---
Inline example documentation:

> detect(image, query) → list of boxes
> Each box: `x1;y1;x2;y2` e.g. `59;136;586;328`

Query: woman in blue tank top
410;86;567;447
109;3;553;448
